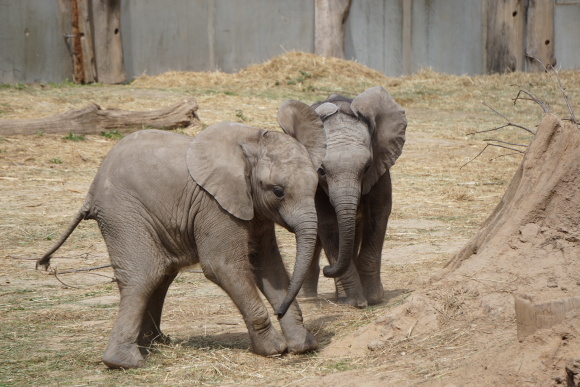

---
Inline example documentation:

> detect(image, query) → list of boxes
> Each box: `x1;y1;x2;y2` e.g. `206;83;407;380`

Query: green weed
62;132;86;142
235;110;248;122
49;158;62;164
100;129;123;139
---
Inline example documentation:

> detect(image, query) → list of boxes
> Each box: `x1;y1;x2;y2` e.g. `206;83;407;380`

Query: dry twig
525;54;577;124
512;89;550;113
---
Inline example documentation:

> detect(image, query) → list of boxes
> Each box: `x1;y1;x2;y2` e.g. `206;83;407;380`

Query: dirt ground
1;52;578;386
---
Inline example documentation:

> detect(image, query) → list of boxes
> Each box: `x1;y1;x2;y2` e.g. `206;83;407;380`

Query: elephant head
189;103;326;317
279;86;407;279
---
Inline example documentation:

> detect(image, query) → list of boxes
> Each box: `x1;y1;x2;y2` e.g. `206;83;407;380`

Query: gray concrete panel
345;0;404;77
121;0;212;80
212;0;314;73
0;0;71;84
554;3;580;70
411;0;483;75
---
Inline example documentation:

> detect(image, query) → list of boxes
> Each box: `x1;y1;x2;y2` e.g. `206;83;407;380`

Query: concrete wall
0;0;71;83
554;2;580;70
120;0;314;79
1;0;579;84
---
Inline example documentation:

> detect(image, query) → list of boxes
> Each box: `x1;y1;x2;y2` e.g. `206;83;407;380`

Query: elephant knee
248;311;271;334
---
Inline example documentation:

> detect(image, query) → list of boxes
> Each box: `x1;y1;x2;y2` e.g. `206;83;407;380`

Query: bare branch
461;142;525;170
486;143;526;154
480;103;535;135
55;264;112;274
5;255;39;261
512;89;550;113
483;102;510;122
466;123;512;136
483;139;528;148
525;54;577;124
53;267;82;289
461;144;492;170
490;152;524;161
6;252;99;261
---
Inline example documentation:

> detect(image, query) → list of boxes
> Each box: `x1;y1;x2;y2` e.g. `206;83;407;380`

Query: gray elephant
37;101;326;369
279;86;407;308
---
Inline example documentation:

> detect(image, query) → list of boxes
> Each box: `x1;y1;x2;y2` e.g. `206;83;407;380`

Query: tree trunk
314;0;352;59
0;99;199;136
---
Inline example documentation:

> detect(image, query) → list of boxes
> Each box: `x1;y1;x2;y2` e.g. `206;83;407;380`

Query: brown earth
0;52;578;386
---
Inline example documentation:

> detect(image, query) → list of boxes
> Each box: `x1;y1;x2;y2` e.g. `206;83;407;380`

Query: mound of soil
320;114;579;386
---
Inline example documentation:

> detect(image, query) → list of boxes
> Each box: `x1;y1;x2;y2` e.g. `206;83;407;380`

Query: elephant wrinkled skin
279;86;407;308
37;101;326;369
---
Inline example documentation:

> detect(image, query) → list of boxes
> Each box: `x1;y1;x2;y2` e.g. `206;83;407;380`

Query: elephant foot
335;288;368;308
249;324;288;356
139;330;171;347
362;280;384;305
102;341;145;369
286;329;318;354
342;294;368;309
298;288;318;299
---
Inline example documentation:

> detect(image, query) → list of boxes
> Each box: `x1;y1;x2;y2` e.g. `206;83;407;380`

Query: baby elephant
37;100;326;369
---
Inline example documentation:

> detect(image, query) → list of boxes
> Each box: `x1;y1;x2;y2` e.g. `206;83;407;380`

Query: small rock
367;339;384;351
519;223;540;243
547;278;559;288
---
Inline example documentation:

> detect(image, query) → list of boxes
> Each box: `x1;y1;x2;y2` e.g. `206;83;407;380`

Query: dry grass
1;51;578;385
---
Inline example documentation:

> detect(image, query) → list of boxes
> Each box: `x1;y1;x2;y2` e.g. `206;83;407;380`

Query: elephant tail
36;203;91;271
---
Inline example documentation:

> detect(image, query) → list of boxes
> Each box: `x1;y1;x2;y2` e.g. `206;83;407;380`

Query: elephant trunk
322;184;360;278
275;212;318;318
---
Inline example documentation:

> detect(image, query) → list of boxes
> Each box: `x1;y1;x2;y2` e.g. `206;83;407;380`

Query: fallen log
0;98;199;136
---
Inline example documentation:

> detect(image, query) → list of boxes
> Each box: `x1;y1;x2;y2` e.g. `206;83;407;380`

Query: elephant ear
351;86;407;194
187;122;259;221
314;102;339;121
277;100;327;169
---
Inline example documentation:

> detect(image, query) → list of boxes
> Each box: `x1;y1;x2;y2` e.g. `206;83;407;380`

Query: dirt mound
322;114;580;385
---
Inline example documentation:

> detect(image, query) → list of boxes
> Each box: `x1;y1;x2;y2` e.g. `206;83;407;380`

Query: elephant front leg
205;263;288;356
199;240;287;355
250;225;318;354
321;222;367;308
316;189;367;308
356;172;392;305
298;239;322;298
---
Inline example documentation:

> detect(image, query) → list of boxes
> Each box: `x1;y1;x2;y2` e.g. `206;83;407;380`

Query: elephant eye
272;186;285;198
364;162;371;173
317;167;326;177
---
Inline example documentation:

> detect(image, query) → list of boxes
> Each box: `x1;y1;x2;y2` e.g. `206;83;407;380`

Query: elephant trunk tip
275;301;291;319
322;263;348;278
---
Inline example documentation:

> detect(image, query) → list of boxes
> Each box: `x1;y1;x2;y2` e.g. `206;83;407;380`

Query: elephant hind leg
138;272;178;348
102;284;149;369
102;255;172;369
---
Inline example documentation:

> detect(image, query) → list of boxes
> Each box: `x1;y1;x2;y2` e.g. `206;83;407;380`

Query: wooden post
525;0;555;72
70;0;85;83
91;0;125;84
485;0;525;74
314;0;352;58
77;0;96;83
